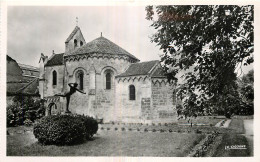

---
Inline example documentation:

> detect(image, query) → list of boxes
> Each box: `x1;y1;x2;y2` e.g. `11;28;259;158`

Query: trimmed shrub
33;115;98;145
75;115;98;139
121;127;125;131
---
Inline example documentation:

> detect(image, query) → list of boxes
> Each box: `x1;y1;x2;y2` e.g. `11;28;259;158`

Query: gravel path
243;119;253;156
215;119;231;128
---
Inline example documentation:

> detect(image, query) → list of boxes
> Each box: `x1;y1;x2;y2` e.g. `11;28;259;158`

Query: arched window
74;39;78;48
129;85;135;100
52;70;57;85
76;70;84;90
106;72;111;89
80;41;83;46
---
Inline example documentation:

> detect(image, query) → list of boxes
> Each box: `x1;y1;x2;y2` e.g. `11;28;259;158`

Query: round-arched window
106;72;111;89
52;70;57;86
76;70;84;90
129;85;136;100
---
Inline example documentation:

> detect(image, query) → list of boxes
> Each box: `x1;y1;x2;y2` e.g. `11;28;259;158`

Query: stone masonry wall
115;76;152;123
44;65;65;97
141;98;152;120
151;79;177;122
64;57;132;121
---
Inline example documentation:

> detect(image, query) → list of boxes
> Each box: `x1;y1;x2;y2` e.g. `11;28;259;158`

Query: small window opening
74;39;78;48
106;73;111;89
129;85;136;100
52;70;57;85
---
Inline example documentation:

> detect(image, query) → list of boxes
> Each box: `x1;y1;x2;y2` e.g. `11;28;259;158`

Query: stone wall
44;65;65;97
141;98;152;120
63;57;132;121
151;78;177;122
42;55;177;122
115;76;152;122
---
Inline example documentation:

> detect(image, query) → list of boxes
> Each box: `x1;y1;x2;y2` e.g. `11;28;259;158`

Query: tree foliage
7;96;45;127
146;5;254;117
237;70;254;115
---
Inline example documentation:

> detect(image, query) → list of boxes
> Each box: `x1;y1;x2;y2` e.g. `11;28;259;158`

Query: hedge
33;115;98;145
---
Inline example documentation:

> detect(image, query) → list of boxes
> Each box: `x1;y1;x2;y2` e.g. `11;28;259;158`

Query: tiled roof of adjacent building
151;66;166;78
7;55;15;62
45;53;64;66
18;63;39;71
66;36;139;61
7;78;39;96
116;60;160;77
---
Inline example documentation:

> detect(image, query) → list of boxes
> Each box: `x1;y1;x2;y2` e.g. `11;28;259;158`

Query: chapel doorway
48;102;58;115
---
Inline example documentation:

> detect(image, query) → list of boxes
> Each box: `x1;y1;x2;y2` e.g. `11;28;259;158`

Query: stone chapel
39;26;177;123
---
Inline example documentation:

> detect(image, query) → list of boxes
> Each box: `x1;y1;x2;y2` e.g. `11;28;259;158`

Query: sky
7;6;161;67
7;6;253;74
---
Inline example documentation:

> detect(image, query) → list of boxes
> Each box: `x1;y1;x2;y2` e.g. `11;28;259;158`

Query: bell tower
65;18;86;53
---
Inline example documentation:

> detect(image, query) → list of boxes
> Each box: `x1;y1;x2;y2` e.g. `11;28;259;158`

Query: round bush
76;115;98;139
33;115;98;145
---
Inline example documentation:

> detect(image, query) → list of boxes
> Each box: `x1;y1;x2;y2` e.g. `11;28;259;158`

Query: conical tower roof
65;36;139;61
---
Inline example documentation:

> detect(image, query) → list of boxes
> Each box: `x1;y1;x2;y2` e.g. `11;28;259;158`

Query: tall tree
237;70;254;115
146;5;254;117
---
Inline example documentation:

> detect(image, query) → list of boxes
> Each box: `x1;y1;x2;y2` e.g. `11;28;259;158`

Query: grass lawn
210;118;251;157
7;129;205;156
7;116;251;156
212;133;250;157
228;119;245;134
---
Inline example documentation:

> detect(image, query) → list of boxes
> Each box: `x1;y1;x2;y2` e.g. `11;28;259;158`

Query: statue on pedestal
55;83;86;113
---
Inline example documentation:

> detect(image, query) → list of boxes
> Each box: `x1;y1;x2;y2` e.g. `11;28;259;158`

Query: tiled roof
18;63;39;71
65;26;80;43
7;78;39;96
151;66;166;78
45;53;64;66
116;60;159;77
66;36;139;61
7;55;15;62
7;82;27;94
